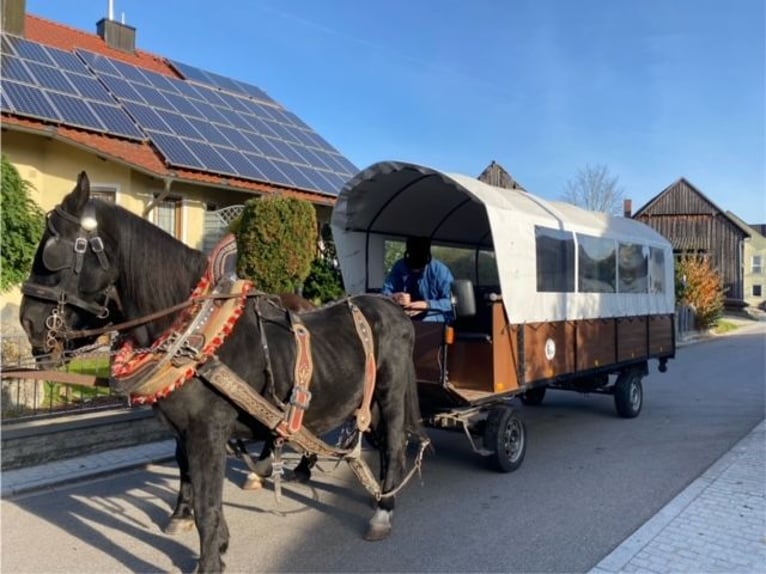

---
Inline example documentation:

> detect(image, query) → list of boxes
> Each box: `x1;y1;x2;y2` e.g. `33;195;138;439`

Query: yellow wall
0;131;244;328
1;130;332;331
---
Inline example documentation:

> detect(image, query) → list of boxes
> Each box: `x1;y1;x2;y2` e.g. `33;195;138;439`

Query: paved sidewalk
0;438;176;498
591;420;765;574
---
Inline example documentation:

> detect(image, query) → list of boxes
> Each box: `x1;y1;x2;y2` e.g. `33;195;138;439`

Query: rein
67;291;257;341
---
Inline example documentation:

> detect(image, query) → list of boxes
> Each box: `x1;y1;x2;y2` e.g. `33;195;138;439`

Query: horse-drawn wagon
331;161;676;472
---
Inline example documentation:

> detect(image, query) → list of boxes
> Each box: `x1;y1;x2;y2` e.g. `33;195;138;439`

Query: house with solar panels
0;0;357;315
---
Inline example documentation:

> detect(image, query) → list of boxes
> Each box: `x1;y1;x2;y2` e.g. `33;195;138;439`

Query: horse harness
21;205;120;351
110;270;393;498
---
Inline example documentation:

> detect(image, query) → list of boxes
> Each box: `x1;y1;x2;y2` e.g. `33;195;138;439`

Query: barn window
577;234;616;293
618;243;648;293
535;226;575;292
752;255;763;274
754;285;763;297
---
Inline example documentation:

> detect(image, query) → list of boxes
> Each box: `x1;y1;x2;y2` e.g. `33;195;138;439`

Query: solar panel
46;48;88;73
1;34;16;55
183;139;234;174
47;91;105;131
122;101;172;132
19;46;358;194
0;39;144;141
89;102;145;139
146;130;206;170
25;60;78;95
98;75;146;103
3;55;36;83
159;110;203;139
64;72;114;102
169;59;275;105
75;49;122;76
3;80;62;121
8;37;56;65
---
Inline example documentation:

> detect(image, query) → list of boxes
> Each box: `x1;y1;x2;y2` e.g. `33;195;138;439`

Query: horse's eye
42;237;74;271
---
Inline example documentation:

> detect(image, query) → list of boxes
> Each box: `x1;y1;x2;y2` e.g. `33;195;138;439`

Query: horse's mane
93;199;208;329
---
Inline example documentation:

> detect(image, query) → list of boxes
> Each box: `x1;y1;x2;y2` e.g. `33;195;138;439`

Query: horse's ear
61;171;91;216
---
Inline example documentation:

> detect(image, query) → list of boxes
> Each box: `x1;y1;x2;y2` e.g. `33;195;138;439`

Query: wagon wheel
519;386;546;406
614;370;643;418
483;405;526;473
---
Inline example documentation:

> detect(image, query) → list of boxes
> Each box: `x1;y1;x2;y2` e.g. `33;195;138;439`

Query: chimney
96;1;136;52
623;198;633;218
2;0;26;36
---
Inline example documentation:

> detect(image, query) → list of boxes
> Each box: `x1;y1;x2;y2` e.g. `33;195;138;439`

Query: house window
754;285;763;297
91;185;116;203
752;255;763;274
153;196;182;239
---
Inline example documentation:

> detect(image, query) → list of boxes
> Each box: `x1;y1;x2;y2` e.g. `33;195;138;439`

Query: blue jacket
382;259;455;322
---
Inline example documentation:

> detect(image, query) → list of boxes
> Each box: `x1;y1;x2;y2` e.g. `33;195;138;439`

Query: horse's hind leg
166;437;195;534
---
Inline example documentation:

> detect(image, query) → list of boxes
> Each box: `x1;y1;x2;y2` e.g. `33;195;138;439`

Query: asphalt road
2;323;764;573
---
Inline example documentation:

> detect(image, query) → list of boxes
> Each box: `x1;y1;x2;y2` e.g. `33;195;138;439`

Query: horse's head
20;172;122;358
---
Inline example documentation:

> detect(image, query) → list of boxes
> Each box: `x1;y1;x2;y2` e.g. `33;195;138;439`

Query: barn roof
0;13;356;203
634;177;750;237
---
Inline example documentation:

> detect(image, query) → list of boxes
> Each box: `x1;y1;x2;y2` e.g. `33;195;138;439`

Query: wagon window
618;243;648;293
577;234;616;293
535;226;575;292
432;245;487;283
476;249;499;286
648;247;666;293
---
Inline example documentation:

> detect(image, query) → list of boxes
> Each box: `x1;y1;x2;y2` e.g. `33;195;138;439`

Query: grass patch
44;355;114;407
714;319;740;335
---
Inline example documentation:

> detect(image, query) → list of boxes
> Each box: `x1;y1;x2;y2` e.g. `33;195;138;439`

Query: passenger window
577;234;616;293
618;243;649;293
648;247;666;294
535;226;575;292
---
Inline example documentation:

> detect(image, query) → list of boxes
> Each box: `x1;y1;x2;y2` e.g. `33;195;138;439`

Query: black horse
20;173;427;573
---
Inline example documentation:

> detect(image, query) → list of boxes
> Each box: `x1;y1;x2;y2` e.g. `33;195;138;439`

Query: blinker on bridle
22;204;121;350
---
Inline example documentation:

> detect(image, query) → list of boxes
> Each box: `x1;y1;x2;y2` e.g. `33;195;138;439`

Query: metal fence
1;335;127;422
675;303;697;342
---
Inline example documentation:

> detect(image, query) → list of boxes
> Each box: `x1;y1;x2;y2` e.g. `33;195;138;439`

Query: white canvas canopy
331;161;675;323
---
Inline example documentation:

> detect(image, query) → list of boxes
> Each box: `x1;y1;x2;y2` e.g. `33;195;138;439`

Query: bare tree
561;164;624;215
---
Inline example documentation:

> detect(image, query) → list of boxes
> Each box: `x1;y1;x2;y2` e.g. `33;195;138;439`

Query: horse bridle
22;204;121;350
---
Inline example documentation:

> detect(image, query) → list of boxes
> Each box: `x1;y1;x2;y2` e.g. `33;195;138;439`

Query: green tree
235;195;317;293
302;226;345;304
675;253;725;329
1;156;45;292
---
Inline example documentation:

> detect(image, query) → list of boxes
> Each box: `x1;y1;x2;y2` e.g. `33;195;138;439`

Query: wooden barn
477;160;526;191
633;178;750;304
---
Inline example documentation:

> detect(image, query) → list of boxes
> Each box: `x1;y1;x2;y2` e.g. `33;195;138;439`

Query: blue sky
27;0;766;222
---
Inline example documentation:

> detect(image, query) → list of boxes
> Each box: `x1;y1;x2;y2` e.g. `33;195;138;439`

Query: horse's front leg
166;436;196;534
188;426;230;573
365;414;407;541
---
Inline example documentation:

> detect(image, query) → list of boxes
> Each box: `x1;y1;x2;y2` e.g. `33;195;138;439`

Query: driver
382;236;454;322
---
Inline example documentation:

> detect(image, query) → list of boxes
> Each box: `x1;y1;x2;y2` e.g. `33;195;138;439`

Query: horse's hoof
364;508;392;541
252;459;273;478
242;472;264;490
364;523;392;541
290;469;312;484
164;516;195;535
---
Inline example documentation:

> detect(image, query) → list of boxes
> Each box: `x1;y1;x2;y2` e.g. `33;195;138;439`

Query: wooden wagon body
331;161;676;471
